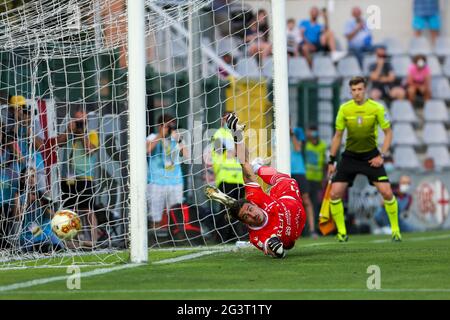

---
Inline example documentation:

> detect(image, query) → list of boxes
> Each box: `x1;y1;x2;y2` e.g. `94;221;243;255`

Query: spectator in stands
256;9;270;42
60;110;100;247
299;6;346;66
407;54;432;104
7;96;47;193
374;175;417;232
218;53;234;79
423;156;435;172
0;123;20;249
287;18;302;57
147;114;188;229
304;125;327;227
369;46;406;101
412;0;441;44
344;6;373;67
290;126;317;238
14;168;64;252
209;112;246;241
245;15;272;64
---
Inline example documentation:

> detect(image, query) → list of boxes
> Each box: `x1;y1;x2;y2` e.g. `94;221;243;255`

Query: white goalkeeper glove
226;112;245;143
250;157;271;174
266;235;285;259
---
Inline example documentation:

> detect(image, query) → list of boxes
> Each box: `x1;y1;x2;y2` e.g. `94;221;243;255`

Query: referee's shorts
332;148;389;186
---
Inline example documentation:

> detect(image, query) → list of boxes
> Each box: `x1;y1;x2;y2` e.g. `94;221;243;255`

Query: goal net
0;0;282;268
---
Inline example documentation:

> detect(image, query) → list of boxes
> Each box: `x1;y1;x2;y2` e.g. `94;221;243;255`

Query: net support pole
187;5;204;203
271;0;291;175
127;0;148;263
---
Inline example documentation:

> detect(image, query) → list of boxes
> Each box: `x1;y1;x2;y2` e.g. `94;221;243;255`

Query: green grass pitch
0;231;449;300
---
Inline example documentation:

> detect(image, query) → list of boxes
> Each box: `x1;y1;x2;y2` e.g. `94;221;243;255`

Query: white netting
0;0;277;268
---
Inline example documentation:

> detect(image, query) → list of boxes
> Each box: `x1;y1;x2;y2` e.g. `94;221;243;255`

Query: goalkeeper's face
238;203;265;227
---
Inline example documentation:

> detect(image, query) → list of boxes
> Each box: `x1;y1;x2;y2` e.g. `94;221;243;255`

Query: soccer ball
51;210;82;240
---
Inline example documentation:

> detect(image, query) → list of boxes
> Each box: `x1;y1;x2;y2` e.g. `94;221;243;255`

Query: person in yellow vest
210;112;246;241
305;125;328;232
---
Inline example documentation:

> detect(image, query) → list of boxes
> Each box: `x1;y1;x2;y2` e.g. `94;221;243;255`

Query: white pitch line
153;248;234;265
0;263;144;292
371;234;450;244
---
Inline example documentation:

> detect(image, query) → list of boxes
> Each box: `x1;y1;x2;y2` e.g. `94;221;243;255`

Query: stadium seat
393;146;421;169
392;123;421;146
434;37;450;58
318;101;334;123
288;56;314;81
377;127;385;147
318;78;336;99
390;100;418;124
236;57;261;79
426;146;450;169
340;78;353;100
423;100;449;122
312;55;338;78
337;56;362;77
362;54;376;76
391;55;411;78
422;123;449;145
431;77;450;100
384;37;406;56
443;56;450;78
426;55;443;77
409;37;432;56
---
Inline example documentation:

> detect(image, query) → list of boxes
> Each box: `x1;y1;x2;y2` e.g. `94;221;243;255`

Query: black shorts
332;149;389;186
292;174;310;194
61;179;95;211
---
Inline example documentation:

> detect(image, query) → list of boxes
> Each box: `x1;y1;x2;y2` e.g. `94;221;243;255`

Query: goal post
127;0;148;264
271;0;291;174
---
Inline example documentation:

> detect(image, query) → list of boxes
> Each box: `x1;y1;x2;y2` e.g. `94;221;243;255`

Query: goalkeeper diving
205;113;306;259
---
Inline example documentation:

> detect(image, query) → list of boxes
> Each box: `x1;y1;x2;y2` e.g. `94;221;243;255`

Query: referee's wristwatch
380;152;387;159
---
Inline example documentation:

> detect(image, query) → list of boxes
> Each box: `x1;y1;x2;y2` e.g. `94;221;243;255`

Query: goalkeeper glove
250;157;271;174
266;236;285;259
226;112;245;143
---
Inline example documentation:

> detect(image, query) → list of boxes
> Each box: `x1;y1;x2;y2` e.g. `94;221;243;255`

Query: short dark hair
308;124;318;131
348;76;367;87
227;198;250;221
157;113;174;125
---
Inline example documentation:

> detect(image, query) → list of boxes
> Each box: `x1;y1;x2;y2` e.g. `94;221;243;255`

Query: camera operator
146;114;188;229
60;110;100;248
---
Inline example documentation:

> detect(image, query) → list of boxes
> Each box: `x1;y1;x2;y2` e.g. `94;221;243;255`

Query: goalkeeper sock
257;166;290;186
384;196;400;233
330;199;346;235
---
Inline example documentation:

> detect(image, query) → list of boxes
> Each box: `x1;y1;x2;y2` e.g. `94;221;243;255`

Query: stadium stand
393;146;421;170
337;56;362;77
409;37;433;56
422;122;449;145
434;36;450;58
390;100;419;124
423;100;449;122
392;123;421;147
426;146;450;169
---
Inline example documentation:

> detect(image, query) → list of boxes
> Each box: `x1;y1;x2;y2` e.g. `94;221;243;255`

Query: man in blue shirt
147;114;188;228
291;127;317;238
299;6;346;66
344;6;374;67
413;0;440;44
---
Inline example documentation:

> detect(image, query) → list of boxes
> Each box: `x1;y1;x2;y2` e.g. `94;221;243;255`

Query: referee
327;76;401;242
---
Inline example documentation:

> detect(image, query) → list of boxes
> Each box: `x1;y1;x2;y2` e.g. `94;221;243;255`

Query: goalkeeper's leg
251;158;290;186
